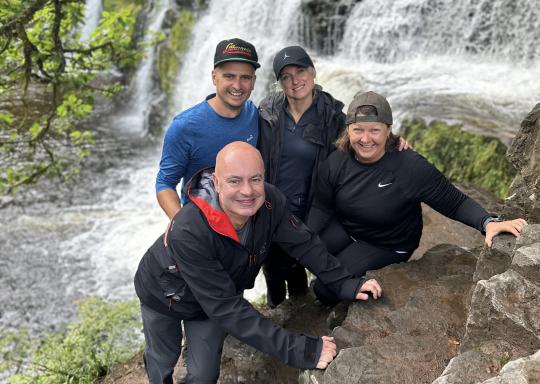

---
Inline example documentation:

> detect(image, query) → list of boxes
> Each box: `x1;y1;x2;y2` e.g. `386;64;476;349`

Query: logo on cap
283;52;290;60
223;42;253;58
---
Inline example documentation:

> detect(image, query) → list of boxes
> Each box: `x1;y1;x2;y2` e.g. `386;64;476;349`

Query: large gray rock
504;103;540;222
461;269;540;363
512;243;540;285
431;350;500;384
303;244;478;384
515;224;540;247
473;233;515;282
480;349;540;384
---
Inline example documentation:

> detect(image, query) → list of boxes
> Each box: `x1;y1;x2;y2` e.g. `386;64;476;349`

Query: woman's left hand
485;218;528;247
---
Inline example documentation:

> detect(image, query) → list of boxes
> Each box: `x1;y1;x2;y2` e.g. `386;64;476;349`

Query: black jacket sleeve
272;189;364;300
169;227;323;370
404;152;489;231
306;156;337;234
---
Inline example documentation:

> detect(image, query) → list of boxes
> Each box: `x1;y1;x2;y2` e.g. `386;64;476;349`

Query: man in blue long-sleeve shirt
155;38;260;218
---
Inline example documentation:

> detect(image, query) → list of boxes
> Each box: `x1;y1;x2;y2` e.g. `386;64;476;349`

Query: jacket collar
184;168;239;242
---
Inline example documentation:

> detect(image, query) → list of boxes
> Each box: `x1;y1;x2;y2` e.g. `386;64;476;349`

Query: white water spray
80;0;102;41
115;0;171;135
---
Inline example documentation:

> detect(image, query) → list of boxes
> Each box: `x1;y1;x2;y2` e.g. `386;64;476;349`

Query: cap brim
214;58;260;69
276;61;310;78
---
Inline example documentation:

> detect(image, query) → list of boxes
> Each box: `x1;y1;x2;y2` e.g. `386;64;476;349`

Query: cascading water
339;0;540;63
115;0;171;135
2;0;540;339
80;0;102;40
314;0;540;142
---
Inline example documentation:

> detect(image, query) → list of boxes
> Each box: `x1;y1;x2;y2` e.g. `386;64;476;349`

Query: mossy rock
401;117;516;198
157;10;196;104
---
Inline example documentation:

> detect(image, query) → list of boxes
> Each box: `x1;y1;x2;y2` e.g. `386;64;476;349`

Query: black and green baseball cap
214;38;260;69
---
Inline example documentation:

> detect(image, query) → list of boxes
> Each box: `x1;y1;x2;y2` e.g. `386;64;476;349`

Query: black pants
262;243;308;308
313;218;411;306
141;304;226;383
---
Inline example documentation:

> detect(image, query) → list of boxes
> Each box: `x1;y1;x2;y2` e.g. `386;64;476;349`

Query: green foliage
402;117;516;198
0;0;144;195
157;10;196;104
3;297;142;384
103;0;146;13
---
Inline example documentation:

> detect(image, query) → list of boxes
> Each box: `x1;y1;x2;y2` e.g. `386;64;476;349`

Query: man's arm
157;189;182;220
156;117;190;218
168;231;324;370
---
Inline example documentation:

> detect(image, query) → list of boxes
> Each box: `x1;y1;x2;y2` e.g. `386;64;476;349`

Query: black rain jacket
257;87;346;213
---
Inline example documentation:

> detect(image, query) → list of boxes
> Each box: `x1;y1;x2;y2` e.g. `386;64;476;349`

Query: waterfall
114;0;171;136
313;0;540;142
339;0;540;63
173;0;303;111
80;0;102;41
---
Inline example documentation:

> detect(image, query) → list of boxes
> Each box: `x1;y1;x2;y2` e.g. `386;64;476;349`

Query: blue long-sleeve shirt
156;94;259;204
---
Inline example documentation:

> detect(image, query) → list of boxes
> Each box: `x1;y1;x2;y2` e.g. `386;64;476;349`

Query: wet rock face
295;0;361;55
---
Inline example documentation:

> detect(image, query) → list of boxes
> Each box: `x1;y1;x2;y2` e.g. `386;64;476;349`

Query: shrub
401;117;516;198
4;297;142;384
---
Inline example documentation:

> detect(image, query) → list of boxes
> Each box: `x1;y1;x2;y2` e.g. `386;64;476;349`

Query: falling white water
314;0;540;142
173;0;303;110
80;0;102;41
339;0;540;64
115;0;171;135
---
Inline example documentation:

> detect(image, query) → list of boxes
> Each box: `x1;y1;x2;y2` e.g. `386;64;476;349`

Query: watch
482;216;503;232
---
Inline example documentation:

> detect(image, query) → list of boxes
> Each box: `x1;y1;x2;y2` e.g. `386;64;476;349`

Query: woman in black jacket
257;46;347;307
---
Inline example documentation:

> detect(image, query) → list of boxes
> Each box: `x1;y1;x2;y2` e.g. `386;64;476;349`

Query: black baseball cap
272;46;314;79
346;91;393;126
214;38;260;69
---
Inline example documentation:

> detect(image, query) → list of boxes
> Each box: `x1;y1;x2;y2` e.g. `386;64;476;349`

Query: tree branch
0;0;51;36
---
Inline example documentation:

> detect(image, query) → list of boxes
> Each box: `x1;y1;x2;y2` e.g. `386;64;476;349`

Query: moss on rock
157;10;196;105
402;117;516;198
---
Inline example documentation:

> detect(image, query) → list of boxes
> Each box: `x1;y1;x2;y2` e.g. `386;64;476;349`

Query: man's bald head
212;142;265;229
215;141;264;177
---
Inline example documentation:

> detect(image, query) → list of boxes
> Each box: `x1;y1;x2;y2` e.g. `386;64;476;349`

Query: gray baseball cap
346;91;393;125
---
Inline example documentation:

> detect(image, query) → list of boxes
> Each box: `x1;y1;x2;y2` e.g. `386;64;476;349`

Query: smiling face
211;61;256;117
347;121;391;164
278;65;315;103
212;142;265;229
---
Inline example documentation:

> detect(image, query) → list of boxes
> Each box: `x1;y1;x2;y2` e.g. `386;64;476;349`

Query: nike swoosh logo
246;134;254;142
378;182;392;188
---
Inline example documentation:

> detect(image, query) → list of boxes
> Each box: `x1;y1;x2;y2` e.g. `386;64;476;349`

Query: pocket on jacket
158;264;187;303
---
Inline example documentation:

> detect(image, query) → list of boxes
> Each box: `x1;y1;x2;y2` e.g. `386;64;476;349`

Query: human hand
398;137;413;151
485;218;527;247
356;279;382;301
316;336;337;369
